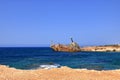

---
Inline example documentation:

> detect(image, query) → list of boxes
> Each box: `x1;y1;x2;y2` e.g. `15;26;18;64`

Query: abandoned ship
50;38;81;52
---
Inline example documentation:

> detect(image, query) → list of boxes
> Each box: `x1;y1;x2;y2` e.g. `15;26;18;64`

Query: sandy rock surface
0;65;120;80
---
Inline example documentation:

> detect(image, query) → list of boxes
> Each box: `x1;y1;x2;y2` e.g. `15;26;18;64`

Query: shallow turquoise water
0;47;120;70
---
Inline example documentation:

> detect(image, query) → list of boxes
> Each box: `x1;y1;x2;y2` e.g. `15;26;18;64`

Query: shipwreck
50;38;81;52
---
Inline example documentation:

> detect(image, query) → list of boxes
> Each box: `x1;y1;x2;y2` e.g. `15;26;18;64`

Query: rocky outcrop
81;45;120;52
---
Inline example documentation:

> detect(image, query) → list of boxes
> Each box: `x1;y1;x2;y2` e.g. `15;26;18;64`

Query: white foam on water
38;64;61;69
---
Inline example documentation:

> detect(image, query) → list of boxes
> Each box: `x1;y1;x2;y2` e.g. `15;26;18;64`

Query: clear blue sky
0;0;120;47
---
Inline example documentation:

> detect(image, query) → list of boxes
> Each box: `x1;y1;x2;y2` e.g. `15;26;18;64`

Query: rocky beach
0;65;120;80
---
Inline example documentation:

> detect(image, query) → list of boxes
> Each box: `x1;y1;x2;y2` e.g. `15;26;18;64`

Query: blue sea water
0;47;120;70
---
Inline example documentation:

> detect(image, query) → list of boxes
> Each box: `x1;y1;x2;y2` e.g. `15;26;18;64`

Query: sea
0;47;120;70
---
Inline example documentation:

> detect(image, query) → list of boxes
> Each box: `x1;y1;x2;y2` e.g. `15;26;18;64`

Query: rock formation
81;44;120;52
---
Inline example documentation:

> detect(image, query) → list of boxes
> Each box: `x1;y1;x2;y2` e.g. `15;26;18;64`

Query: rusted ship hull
51;44;81;52
51;38;81;52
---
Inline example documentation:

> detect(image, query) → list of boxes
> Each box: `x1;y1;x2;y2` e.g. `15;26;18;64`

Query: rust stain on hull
50;38;81;52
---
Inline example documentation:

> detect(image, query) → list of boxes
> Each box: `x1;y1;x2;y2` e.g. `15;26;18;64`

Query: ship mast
71;38;74;42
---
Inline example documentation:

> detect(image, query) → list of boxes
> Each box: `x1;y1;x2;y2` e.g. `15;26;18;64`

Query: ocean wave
38;63;61;69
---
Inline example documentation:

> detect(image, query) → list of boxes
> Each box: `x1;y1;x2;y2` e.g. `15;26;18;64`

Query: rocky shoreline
0;65;120;80
81;45;120;52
